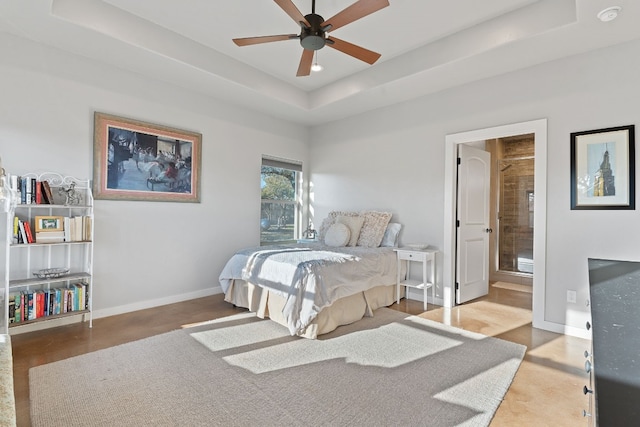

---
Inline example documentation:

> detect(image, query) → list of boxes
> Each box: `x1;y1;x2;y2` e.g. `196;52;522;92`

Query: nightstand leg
396;259;401;305
423;257;428;311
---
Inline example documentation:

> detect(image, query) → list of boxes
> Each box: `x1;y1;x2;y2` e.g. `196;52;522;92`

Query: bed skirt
224;279;403;339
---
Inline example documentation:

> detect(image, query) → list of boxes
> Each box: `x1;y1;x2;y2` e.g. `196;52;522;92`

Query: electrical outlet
567;290;577;304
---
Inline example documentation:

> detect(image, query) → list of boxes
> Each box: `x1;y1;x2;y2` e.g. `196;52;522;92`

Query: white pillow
337;215;365;247
381;223;402;247
324;223;351;247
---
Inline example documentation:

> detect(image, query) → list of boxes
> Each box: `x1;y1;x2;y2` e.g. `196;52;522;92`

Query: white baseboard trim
92;286;223;320
9;313;89;335
533;318;592;340
8;287;225;335
405;288;443;307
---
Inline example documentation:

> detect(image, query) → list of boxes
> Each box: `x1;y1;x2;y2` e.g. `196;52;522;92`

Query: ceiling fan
232;0;389;77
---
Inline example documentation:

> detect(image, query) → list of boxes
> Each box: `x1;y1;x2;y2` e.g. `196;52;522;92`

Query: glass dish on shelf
405;243;429;250
33;267;70;279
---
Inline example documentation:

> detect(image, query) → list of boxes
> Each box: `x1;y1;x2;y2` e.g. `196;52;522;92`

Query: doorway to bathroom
487;134;535;286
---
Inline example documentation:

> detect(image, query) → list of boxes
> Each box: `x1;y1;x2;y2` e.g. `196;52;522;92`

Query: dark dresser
587;258;640;425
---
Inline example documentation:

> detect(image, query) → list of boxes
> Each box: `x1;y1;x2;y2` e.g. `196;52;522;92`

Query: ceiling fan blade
296;49;314;77
274;0;310;27
326;36;381;64
233;34;298;46
323;0;389;32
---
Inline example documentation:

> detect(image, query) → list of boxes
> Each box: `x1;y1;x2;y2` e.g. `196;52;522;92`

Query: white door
456;144;491;304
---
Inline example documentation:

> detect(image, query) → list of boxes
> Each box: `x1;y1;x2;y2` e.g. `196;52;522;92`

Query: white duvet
218;243;398;335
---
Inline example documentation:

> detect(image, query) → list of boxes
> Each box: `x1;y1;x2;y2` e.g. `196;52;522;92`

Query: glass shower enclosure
497;157;534;275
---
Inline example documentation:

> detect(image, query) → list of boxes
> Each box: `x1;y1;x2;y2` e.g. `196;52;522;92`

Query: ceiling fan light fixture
311;51;323;72
597;6;621;22
232;0;389;76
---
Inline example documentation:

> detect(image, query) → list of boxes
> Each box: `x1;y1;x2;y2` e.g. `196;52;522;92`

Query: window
260;156;302;245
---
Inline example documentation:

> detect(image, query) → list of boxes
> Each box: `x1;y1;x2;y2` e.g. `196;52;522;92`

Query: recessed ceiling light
597;6;621;22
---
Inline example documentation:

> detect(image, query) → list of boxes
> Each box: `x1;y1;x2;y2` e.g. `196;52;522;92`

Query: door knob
583;385;593;395
484;228;493;233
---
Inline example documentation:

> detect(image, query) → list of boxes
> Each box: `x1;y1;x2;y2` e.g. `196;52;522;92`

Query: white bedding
218;243;398;335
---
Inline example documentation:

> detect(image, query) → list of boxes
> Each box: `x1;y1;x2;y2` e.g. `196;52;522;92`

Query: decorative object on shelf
58;181;82;205
0;157;11;212
570;125;635;210
93;112;202;203
33;267;70;279
302;221;316;240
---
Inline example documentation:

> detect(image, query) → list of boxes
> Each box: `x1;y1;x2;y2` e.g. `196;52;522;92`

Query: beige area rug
30;308;526;427
492;281;533;294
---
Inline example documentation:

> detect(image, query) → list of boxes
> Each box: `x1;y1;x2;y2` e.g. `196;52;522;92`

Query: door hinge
456;220;460;227
455;282;460;291
457;157;461;165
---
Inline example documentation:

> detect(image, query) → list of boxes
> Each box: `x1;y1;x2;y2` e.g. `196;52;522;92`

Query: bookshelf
1;172;94;334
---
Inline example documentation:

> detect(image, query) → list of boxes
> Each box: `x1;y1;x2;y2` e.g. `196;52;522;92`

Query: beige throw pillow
337;215;365;247
318;211;359;241
357;211;393;247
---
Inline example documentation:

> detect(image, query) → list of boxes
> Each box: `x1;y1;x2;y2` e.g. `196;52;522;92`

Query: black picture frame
570;125;635;210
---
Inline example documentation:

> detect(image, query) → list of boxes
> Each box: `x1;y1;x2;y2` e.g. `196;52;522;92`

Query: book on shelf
13;215;91;244
8;296;15;324
19;292;25;322
26;291;35;321
12;216;19;244
35;231;65;243
17;220;28;244
7;284;89;326
36;290;45;318
41;180;54;204
23;220;35;243
20;177;28;204
30;178;37;204
35;180;42;204
8;175;61;205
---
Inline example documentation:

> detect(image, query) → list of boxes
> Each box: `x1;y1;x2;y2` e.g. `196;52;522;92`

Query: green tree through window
260;160;301;245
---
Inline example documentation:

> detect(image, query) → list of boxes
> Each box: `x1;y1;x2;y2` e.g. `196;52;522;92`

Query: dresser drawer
397;250;427;261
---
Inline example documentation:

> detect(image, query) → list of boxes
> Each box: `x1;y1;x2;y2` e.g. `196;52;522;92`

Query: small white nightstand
393;247;437;311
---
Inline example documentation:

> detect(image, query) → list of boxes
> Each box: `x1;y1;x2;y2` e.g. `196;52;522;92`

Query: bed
218;211;403;338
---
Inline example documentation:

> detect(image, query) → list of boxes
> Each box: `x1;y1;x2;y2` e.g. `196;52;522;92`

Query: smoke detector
597;6;621;22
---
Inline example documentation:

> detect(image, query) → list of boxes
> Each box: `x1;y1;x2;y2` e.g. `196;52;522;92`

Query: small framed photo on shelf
570;125;635;210
34;216;64;232
93;112;202;203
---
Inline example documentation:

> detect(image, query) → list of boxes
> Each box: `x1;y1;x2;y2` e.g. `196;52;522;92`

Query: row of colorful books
8;283;89;323
8;175;56;205
13;215;92;244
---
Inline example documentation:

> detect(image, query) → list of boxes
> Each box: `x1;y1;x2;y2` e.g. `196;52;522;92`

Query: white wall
0;35;309;318
3;30;640;335
310;38;640;334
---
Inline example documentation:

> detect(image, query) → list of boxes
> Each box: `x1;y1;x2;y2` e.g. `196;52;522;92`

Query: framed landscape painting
93;112;202;202
570;125;635;210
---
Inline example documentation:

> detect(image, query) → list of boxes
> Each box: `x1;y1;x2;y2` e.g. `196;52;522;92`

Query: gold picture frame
34;215;64;232
93;112;202;202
